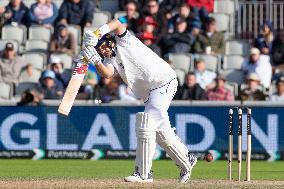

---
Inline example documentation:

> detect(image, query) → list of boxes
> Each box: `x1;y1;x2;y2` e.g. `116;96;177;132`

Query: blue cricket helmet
95;33;116;49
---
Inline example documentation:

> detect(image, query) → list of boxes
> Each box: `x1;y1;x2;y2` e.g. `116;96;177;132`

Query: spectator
159;0;184;14
188;20;202;52
254;20;274;55
269;76;284;101
0;6;6;27
0;6;5;13
140;16;157;35
241;47;272;89
271;29;284;66
93;77;120;103
118;0;138;33
141;0;167;42
0;42;26;84
185;0;213;23
164;9;174;33
4;0;29;26
174;72;207;100
137;16;160;53
58;0;94;28
39;70;64;99
49;55;70;88
193;17;225;55
19;64;41;82
239;73;266;101
49;24;76;55
160;18;192;55
119;0;144;11
207;74;234;101
171;3;199;32
28;0;58;26
194;58;216;89
119;83;138;101
17;88;43;106
138;31;161;56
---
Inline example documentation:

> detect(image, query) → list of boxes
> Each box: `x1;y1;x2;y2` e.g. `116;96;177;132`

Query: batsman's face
97;43;113;58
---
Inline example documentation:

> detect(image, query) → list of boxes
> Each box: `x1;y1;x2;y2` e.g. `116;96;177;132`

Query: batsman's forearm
96;19;126;37
106;19;125;33
95;63;114;78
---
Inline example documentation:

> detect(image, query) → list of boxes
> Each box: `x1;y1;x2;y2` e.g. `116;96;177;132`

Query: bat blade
58;63;88;116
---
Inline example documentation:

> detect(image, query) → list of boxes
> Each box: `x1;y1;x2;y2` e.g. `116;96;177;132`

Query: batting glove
82;30;99;47
82;46;102;65
73;53;85;64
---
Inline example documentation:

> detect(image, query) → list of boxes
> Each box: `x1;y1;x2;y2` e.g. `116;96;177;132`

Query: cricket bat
58;30;100;116
58;61;88;116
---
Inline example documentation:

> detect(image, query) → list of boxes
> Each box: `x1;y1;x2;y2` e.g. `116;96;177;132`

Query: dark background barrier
0;106;283;156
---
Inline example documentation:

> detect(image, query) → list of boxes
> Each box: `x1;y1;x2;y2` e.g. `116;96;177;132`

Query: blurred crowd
0;0;283;105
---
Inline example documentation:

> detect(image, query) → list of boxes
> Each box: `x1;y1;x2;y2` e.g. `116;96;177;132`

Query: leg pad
135;112;156;179
156;128;191;170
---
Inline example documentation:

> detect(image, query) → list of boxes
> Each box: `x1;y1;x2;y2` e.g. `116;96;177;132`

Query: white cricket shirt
103;30;176;101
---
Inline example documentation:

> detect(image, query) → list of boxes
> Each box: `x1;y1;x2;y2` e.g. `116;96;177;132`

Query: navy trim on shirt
144;77;177;103
117;30;127;38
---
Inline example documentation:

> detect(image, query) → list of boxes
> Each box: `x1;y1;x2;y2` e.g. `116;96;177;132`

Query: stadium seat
169;53;191;73
114;11;126;19
19;68;42;83
223;55;246;70
269;80;277;96
1;25;27;44
221;69;245;85
174;69;186;86
51;53;73;69
15;82;39;96
195;54;220;72
225;81;239;97
29;25;53;42
0;40;19;53
25;40;48;53
0;0;9;7
22;52;47;70
67;25;81;45
214;0;235;14
92;11;112;27
0;82;12;99
225;40;250;56
209;13;230;32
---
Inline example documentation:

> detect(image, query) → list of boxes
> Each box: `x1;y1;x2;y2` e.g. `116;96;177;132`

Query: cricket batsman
78;18;197;183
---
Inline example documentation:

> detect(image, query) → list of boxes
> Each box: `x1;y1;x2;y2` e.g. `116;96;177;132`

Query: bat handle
79;29;101;64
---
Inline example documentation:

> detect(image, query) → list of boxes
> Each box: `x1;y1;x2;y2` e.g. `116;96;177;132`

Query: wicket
228;107;252;181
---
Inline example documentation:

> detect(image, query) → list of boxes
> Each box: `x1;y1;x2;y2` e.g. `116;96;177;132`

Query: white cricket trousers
144;78;178;130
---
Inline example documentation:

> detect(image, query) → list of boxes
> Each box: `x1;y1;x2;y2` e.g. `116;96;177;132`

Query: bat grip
80;30;101;64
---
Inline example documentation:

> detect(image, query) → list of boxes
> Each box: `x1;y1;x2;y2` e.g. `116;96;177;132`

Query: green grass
0;160;283;180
